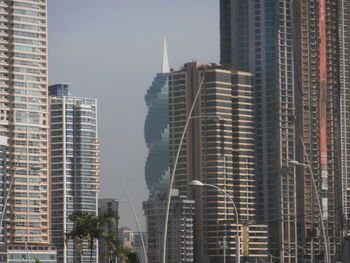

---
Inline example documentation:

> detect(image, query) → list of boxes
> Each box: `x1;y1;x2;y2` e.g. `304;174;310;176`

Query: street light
120;179;147;263
289;159;329;263
188;180;240;263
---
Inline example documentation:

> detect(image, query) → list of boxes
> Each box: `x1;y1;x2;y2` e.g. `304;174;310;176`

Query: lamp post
289;159;329;263
188;180;240;263
120;179;147;263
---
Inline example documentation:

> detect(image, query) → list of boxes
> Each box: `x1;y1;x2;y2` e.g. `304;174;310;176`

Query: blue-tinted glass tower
144;40;170;195
220;1;298;261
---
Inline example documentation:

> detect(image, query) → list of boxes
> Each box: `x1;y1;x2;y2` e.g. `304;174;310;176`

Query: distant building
144;38;170;194
133;232;147;263
143;40;197;263
118;226;147;263
98;199;119;262
119;226;134;249
49;83;100;263
143;190;195;263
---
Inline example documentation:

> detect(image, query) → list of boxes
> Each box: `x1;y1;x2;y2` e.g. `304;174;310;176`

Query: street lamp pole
162;74;206;263
289;159;329;263
120;179;148;263
188;180;240;263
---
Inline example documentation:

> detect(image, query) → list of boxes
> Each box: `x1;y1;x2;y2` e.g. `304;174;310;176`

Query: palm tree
66;211;117;263
102;238;140;263
102;238;127;263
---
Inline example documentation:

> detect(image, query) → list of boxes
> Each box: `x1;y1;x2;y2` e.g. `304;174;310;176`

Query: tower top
161;37;170;73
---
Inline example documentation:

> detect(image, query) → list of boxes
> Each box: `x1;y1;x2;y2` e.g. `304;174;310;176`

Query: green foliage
34;259;42;263
66;211;118;262
66;210;139;263
102;238;140;263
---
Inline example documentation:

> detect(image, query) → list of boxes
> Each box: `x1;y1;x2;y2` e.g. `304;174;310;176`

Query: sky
48;0;219;230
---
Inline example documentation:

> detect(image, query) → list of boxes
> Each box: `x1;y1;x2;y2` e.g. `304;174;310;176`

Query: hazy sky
48;0;219;230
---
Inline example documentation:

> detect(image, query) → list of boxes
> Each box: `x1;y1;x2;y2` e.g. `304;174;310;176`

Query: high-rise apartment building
49;83;99;263
0;0;56;261
220;1;350;262
143;190;195;263
168;62;268;263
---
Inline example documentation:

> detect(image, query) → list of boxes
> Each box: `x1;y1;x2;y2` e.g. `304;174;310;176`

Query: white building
49;83;99;263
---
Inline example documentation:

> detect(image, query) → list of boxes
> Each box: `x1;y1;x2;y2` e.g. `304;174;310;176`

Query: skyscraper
0;0;56;261
220;1;350;262
144;39;170;194
143;41;197;263
168;61;268;263
49;83;100;263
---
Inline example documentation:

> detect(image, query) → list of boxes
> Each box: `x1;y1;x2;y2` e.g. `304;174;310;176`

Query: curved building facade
144;72;169;194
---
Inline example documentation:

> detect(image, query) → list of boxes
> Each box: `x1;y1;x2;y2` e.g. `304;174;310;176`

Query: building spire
161;37;170;73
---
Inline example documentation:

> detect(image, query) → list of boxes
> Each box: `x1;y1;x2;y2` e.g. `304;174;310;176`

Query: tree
102;238;140;263
126;251;141;263
66;211;117;263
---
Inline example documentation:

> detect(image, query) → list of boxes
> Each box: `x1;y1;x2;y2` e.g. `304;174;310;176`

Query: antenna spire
161;37;170;73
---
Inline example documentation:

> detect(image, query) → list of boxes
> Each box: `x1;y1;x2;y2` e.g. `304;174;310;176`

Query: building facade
168;62;268;263
143;40;195;263
220;0;350;262
0;0;57;260
119;226;134;250
49;83;99;263
144;39;170;194
0;135;7;243
143;190;195;263
6;245;56;263
98;198;119;263
133;232;147;263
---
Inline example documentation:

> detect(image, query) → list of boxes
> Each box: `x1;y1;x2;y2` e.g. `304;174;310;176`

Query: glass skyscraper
144;39;170;195
144;71;169;194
